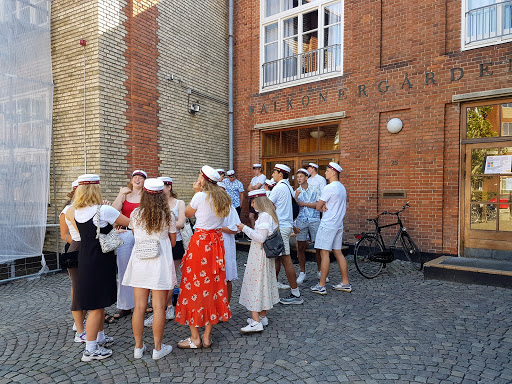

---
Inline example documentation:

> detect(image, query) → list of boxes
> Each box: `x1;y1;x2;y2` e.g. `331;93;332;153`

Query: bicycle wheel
400;232;423;270
354;235;384;279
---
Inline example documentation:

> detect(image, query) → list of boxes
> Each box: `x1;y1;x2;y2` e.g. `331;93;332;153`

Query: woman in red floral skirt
175;165;232;349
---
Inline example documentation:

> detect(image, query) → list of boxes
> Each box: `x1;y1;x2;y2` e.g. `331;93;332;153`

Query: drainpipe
228;0;234;169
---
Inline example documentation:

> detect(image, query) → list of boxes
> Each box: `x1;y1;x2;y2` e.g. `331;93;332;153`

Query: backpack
288;187;300;220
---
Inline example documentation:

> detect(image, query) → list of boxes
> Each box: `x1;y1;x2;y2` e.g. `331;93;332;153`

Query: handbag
133;239;161;260
263;227;285;259
96;205;124;253
180;219;193;250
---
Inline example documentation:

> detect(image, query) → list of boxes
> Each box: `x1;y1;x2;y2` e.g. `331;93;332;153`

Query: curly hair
135;189;172;235
203;181;231;218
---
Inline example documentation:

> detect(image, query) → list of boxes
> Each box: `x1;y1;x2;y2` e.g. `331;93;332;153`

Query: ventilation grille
381;190;407;199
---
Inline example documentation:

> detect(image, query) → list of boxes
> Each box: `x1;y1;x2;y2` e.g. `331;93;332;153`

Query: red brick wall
233;0;512;255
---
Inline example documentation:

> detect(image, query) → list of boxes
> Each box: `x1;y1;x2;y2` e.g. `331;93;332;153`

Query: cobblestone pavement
0;251;511;384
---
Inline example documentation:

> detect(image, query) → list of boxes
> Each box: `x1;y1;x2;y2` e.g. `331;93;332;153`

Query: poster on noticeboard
484;155;512;174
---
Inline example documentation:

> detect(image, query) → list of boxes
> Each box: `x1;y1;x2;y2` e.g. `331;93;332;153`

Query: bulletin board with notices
484;155;512;174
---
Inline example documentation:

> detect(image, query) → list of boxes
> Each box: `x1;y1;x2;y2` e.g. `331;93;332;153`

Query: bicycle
353;202;423;279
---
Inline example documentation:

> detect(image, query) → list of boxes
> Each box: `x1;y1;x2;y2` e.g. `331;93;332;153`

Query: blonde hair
253;196;279;227
135;190;172;235
203;181;231;218
72;184;103;209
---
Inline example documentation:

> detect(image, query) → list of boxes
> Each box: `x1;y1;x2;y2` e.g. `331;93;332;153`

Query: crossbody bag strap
95;205;102;239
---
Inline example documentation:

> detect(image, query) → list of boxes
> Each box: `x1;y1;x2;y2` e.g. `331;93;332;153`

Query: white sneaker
247;316;268;326
317;271;329;283
241;320;264;333
152;344;173;360
134;344;146;359
144;315;153;327
277;281;290;289
296;272;307;284
74;331;86;343
165;306;175;320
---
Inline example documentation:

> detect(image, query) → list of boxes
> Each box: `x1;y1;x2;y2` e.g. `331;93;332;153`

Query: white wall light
387;118;403;134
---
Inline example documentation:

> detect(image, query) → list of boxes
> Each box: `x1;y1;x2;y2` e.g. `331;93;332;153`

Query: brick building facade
233;1;512;259
46;0;229;250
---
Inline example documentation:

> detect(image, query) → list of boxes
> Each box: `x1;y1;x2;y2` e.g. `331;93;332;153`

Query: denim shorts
295;219;320;242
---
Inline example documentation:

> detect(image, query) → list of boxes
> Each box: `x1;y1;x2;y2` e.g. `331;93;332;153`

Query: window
261;0;343;90
462;0;512;50
465;104;512;139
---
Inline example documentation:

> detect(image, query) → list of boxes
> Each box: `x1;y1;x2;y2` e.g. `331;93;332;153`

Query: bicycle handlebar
374;202;410;219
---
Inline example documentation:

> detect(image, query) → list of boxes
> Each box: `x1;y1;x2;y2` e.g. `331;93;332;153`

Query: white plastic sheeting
0;0;53;262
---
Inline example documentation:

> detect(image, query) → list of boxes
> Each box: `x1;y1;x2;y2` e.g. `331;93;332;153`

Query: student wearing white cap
236;189;280;333
294;168;322;285
60;180;86;343
247;163;266;228
306;163;327;192
269;164;303;305
218;184;241;303
224;170;245;217
264;178;276;197
122;178;178;360
311;162;351;295
175;165;231;349
70;174;130;361
216;169;226;185
112;169;148;320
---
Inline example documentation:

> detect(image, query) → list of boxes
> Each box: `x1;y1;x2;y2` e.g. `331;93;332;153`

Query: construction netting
0;0;53;263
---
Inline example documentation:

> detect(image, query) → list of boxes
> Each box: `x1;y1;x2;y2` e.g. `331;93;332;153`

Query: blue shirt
224;179;244;208
295;184;321;223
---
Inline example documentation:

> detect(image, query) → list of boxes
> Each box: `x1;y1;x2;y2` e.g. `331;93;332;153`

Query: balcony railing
465;0;512;45
262;44;342;89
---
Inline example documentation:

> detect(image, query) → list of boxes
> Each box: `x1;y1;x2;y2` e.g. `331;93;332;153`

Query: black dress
76;216;117;310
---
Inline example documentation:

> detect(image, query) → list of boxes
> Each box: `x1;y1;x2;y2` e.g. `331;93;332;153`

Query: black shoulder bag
263;228;285;258
289;187;300;220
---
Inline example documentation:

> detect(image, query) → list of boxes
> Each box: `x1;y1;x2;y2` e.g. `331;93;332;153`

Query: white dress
223;206;241;281
122;208;178;291
239;212;280;312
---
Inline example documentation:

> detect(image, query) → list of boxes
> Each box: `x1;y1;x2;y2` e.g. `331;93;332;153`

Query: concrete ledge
452;87;512;103
253;111;346;131
424;256;512;289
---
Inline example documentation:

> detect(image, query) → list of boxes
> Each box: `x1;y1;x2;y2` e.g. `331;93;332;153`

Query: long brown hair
62;189;75;211
203;181;230;218
135;190;172;234
253;196;279;227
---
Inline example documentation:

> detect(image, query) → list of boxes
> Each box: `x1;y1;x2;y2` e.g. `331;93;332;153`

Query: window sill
259;71;343;94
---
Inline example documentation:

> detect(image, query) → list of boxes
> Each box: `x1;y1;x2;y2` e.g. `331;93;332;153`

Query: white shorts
279;226;293;256
314;223;343;251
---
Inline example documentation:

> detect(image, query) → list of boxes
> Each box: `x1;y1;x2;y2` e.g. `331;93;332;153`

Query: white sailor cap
297;168;309;176
216;169;226;175
72;180;79;189
327;162;343;173
226;170;235;176
248;189;267;198
274;163;291;173
253;163;262;168
77;174;100;185
144;178;164;193
157;176;173;185
265;178;276;187
307;163;319;169
132;169;148;178
201;165;220;183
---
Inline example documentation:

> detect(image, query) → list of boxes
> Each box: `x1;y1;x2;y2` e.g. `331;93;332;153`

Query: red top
121;200;140;218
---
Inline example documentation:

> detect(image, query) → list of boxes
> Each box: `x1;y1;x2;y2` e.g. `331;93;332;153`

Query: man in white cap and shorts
306;163;327;192
269;164;303;305
247;163;267;228
311;162;351;295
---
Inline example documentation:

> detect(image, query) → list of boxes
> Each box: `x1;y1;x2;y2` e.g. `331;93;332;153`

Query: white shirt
250;174;266;188
268;179;293;228
308;174;327;191
74;205;121;227
319;181;347;229
190;191;224;230
61;205;81;242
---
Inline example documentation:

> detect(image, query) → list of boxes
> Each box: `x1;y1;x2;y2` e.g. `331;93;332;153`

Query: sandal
113;309;132;319
104;314;116;324
177;337;202;349
202;337;212;349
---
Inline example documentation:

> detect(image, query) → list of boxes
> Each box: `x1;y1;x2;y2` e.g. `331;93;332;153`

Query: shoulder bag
133;239;161;260
263;227;285;259
289;186;300;220
180;218;193;250
96;205;124;253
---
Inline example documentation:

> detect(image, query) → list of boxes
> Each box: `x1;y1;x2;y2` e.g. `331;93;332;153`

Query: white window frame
259;0;344;93
461;0;512;51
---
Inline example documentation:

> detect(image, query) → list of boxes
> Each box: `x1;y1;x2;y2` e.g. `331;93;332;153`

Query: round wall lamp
310;130;325;139
387;118;403;134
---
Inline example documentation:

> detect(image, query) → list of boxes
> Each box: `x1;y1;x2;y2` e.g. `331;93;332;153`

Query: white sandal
177;337;202;349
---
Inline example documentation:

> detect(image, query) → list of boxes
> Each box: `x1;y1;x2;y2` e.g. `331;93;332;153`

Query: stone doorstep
424;256;512;289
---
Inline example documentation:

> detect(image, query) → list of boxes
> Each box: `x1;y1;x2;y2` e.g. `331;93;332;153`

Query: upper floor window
261;0;343;91
462;1;512;50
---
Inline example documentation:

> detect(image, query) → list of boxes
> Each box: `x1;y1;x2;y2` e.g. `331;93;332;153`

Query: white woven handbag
180;219;193;250
134;239;161;260
96;206;124;253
